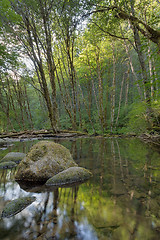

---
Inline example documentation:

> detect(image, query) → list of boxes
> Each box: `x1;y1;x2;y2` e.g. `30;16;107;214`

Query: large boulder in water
15;141;77;182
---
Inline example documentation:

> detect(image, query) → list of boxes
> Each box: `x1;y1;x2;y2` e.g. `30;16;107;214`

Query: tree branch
92;21;129;40
85;5;160;47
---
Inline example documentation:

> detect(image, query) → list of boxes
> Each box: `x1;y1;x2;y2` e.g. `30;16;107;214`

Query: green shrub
119;102;150;135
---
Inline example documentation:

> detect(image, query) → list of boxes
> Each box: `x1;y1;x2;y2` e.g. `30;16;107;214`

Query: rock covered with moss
1;196;36;218
0;152;26;164
45;167;92;186
15;141;77;182
0;161;17;169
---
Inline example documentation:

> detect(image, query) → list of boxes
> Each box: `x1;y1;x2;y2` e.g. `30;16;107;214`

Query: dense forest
0;0;160;135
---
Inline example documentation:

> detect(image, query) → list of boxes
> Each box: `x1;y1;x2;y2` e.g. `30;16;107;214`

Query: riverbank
0;129;160;147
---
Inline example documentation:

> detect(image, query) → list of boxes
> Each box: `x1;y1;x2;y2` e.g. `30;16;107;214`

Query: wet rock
15;141;77;182
0;152;26;164
1;196;36;218
0;139;6;146
45;166;92;186
0;161;17;169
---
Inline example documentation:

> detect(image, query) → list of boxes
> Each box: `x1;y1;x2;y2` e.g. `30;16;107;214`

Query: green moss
0;161;17;169
15;141;77;182
0;152;26;164
1;196;36;218
27;141;74;163
45;167;92;186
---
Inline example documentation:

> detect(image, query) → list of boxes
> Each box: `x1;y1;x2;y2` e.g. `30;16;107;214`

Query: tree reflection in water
0;170;97;240
0;138;160;240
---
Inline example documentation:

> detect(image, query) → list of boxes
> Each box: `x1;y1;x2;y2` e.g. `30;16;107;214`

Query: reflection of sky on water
75;219;98;240
0;182;26;200
0;183;98;240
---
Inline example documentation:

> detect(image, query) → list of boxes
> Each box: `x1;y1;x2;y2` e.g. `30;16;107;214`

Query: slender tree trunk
87;53;100;116
115;73;125;128
6;77;22;130
111;42;116;133
17;81;31;128
87;75;92;121
0;81;14;131
23;82;34;129
77;80;96;132
12;2;58;133
96;47;105;133
12;80;26;130
152;63;158;101
56;69;74;125
129;1;150;104
39;0;58;129
57;58;73;113
125;63;130;107
66;36;77;130
148;42;154;100
122;39;143;100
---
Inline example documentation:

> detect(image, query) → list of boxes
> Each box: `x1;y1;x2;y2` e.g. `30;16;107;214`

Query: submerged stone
0;161;17;169
45;167;92;186
15;141;77;182
1;196;36;218
0;152;26;164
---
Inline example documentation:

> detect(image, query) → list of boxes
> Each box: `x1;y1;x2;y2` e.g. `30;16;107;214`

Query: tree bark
10;0;58;133
111;42;116;133
96;46;105;133
115;73;125;128
122;39;143;101
129;1;150;104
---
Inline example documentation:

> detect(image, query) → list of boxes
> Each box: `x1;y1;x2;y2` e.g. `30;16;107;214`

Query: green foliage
0;0;160;134
151;98;160;128
119;102;150;134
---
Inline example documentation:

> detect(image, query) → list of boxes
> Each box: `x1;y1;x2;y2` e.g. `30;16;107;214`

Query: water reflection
0;138;160;239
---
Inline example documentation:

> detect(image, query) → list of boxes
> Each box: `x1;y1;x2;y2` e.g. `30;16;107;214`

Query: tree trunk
115;73;125;128
125;63;130;107
0;80;14;131
6;77;22;130
65;36;77;130
129;1;150;104
148;42;155;100
122;39;143;101
23;82;34;129
11;1;58;133
39;0;58;130
12;80;26;130
111;42;116;133
96;47;105;133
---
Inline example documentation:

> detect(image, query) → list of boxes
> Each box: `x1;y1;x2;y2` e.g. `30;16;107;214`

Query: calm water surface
0;138;160;240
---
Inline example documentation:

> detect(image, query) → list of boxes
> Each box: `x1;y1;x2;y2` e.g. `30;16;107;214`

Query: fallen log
0;129;88;139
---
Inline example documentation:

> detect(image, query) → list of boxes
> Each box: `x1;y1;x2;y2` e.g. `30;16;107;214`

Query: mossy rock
45;167;92;186
15;141;77;182
0;152;26;164
1;196;36;218
0;161;17;169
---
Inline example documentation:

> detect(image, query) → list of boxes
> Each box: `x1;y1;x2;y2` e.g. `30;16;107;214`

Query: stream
0;137;160;240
